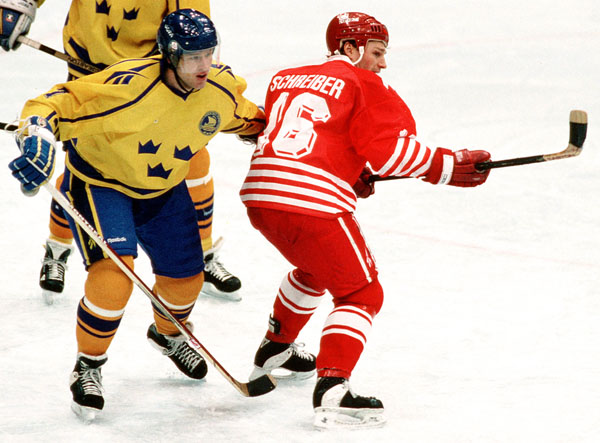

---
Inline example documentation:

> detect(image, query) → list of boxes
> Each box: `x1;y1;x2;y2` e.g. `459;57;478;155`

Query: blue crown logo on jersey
107;26;119;42
147;163;172;179
174;145;194;161
96;0;111;15
199;111;221;135
138;140;161;154
123;8;140;21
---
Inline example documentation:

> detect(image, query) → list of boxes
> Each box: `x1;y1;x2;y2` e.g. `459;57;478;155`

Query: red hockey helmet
326;12;389;56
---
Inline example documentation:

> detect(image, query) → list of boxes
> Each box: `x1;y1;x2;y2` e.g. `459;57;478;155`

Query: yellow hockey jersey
62;0;211;77
20;56;265;199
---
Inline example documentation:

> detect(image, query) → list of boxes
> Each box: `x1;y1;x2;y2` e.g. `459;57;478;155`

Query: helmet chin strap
171;64;195;93
176;72;193;92
351;46;365;66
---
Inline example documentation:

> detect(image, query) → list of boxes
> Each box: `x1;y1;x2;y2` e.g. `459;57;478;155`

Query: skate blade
200;284;242;302
313;407;386;429
42;289;57;305
71;402;101;423
249;366;315;382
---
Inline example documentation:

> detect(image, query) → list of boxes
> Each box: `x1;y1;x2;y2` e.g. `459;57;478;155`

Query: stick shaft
370;110;587;182
17;36;99;74
42;182;263;396
0;122;17;132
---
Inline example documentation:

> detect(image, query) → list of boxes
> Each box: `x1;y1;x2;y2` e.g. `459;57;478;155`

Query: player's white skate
200;237;242;302
250;337;316;381
147;322;207;379
39;239;72;305
312;377;386;429
69;352;107;423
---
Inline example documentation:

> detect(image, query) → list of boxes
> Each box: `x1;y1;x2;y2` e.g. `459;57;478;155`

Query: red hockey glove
424;148;491;188
450;149;491;187
352;166;375;198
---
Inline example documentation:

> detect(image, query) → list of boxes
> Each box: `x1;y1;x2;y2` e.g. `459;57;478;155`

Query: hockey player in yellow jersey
62;0;210;77
8;9;265;421
1;0;242;304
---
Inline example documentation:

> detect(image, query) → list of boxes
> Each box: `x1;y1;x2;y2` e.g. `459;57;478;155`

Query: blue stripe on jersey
207;78;237;104
58;65;161;124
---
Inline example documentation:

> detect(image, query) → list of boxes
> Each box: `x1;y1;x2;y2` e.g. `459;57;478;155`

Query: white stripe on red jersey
241;57;443;217
374;135;435;178
241;156;357;216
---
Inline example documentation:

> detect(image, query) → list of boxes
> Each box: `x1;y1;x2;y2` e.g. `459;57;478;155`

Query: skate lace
42;257;67;281
78;365;103;396
290;342;313;360
166;340;201;371
205;257;233;281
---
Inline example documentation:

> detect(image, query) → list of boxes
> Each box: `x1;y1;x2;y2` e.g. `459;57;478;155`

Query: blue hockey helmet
157;9;218;67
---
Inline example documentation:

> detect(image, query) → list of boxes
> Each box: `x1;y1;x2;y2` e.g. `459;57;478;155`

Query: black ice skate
250;337;316;381
200;238;242;301
147;323;208;379
69;352;107;422
312;376;386;429
39;239;72;305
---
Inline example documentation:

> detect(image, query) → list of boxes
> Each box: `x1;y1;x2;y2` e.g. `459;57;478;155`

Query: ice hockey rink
0;1;598;442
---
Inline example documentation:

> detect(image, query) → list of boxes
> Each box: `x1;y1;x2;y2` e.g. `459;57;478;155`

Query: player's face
176;48;214;90
355;41;387;73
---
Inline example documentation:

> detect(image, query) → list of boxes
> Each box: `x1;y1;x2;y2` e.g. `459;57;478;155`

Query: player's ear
342;42;356;60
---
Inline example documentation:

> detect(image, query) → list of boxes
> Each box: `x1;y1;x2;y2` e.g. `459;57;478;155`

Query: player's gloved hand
424;147;491;188
449;149;491;187
9;116;56;195
352;166;376;198
0;0;37;51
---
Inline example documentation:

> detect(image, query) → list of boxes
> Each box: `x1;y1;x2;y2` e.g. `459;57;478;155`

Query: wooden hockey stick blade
368;110;588;182
475;109;587;170
41;182;277;397
17;36;100;74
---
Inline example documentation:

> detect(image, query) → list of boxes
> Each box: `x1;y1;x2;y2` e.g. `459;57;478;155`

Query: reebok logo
107;237;127;244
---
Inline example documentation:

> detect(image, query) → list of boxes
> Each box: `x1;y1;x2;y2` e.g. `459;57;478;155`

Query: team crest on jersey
199;111;221;135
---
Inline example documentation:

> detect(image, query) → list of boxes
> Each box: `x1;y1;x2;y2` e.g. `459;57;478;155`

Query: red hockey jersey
241;55;436;218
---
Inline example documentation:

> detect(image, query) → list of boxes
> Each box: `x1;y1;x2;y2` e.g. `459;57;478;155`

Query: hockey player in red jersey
241;12;491;428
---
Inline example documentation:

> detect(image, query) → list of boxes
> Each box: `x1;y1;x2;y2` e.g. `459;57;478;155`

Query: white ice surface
0;1;599;442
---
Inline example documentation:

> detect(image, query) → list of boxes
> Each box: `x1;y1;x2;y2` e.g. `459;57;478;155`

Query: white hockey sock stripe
82;296;125;318
322;305;373;347
277;271;324;315
185;171;213;188
156;292;196;311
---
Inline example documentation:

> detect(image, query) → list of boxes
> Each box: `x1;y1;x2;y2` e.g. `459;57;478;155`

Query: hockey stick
369;110;588;183
0;122;17;132
17;36;99;74
40;182;277;398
